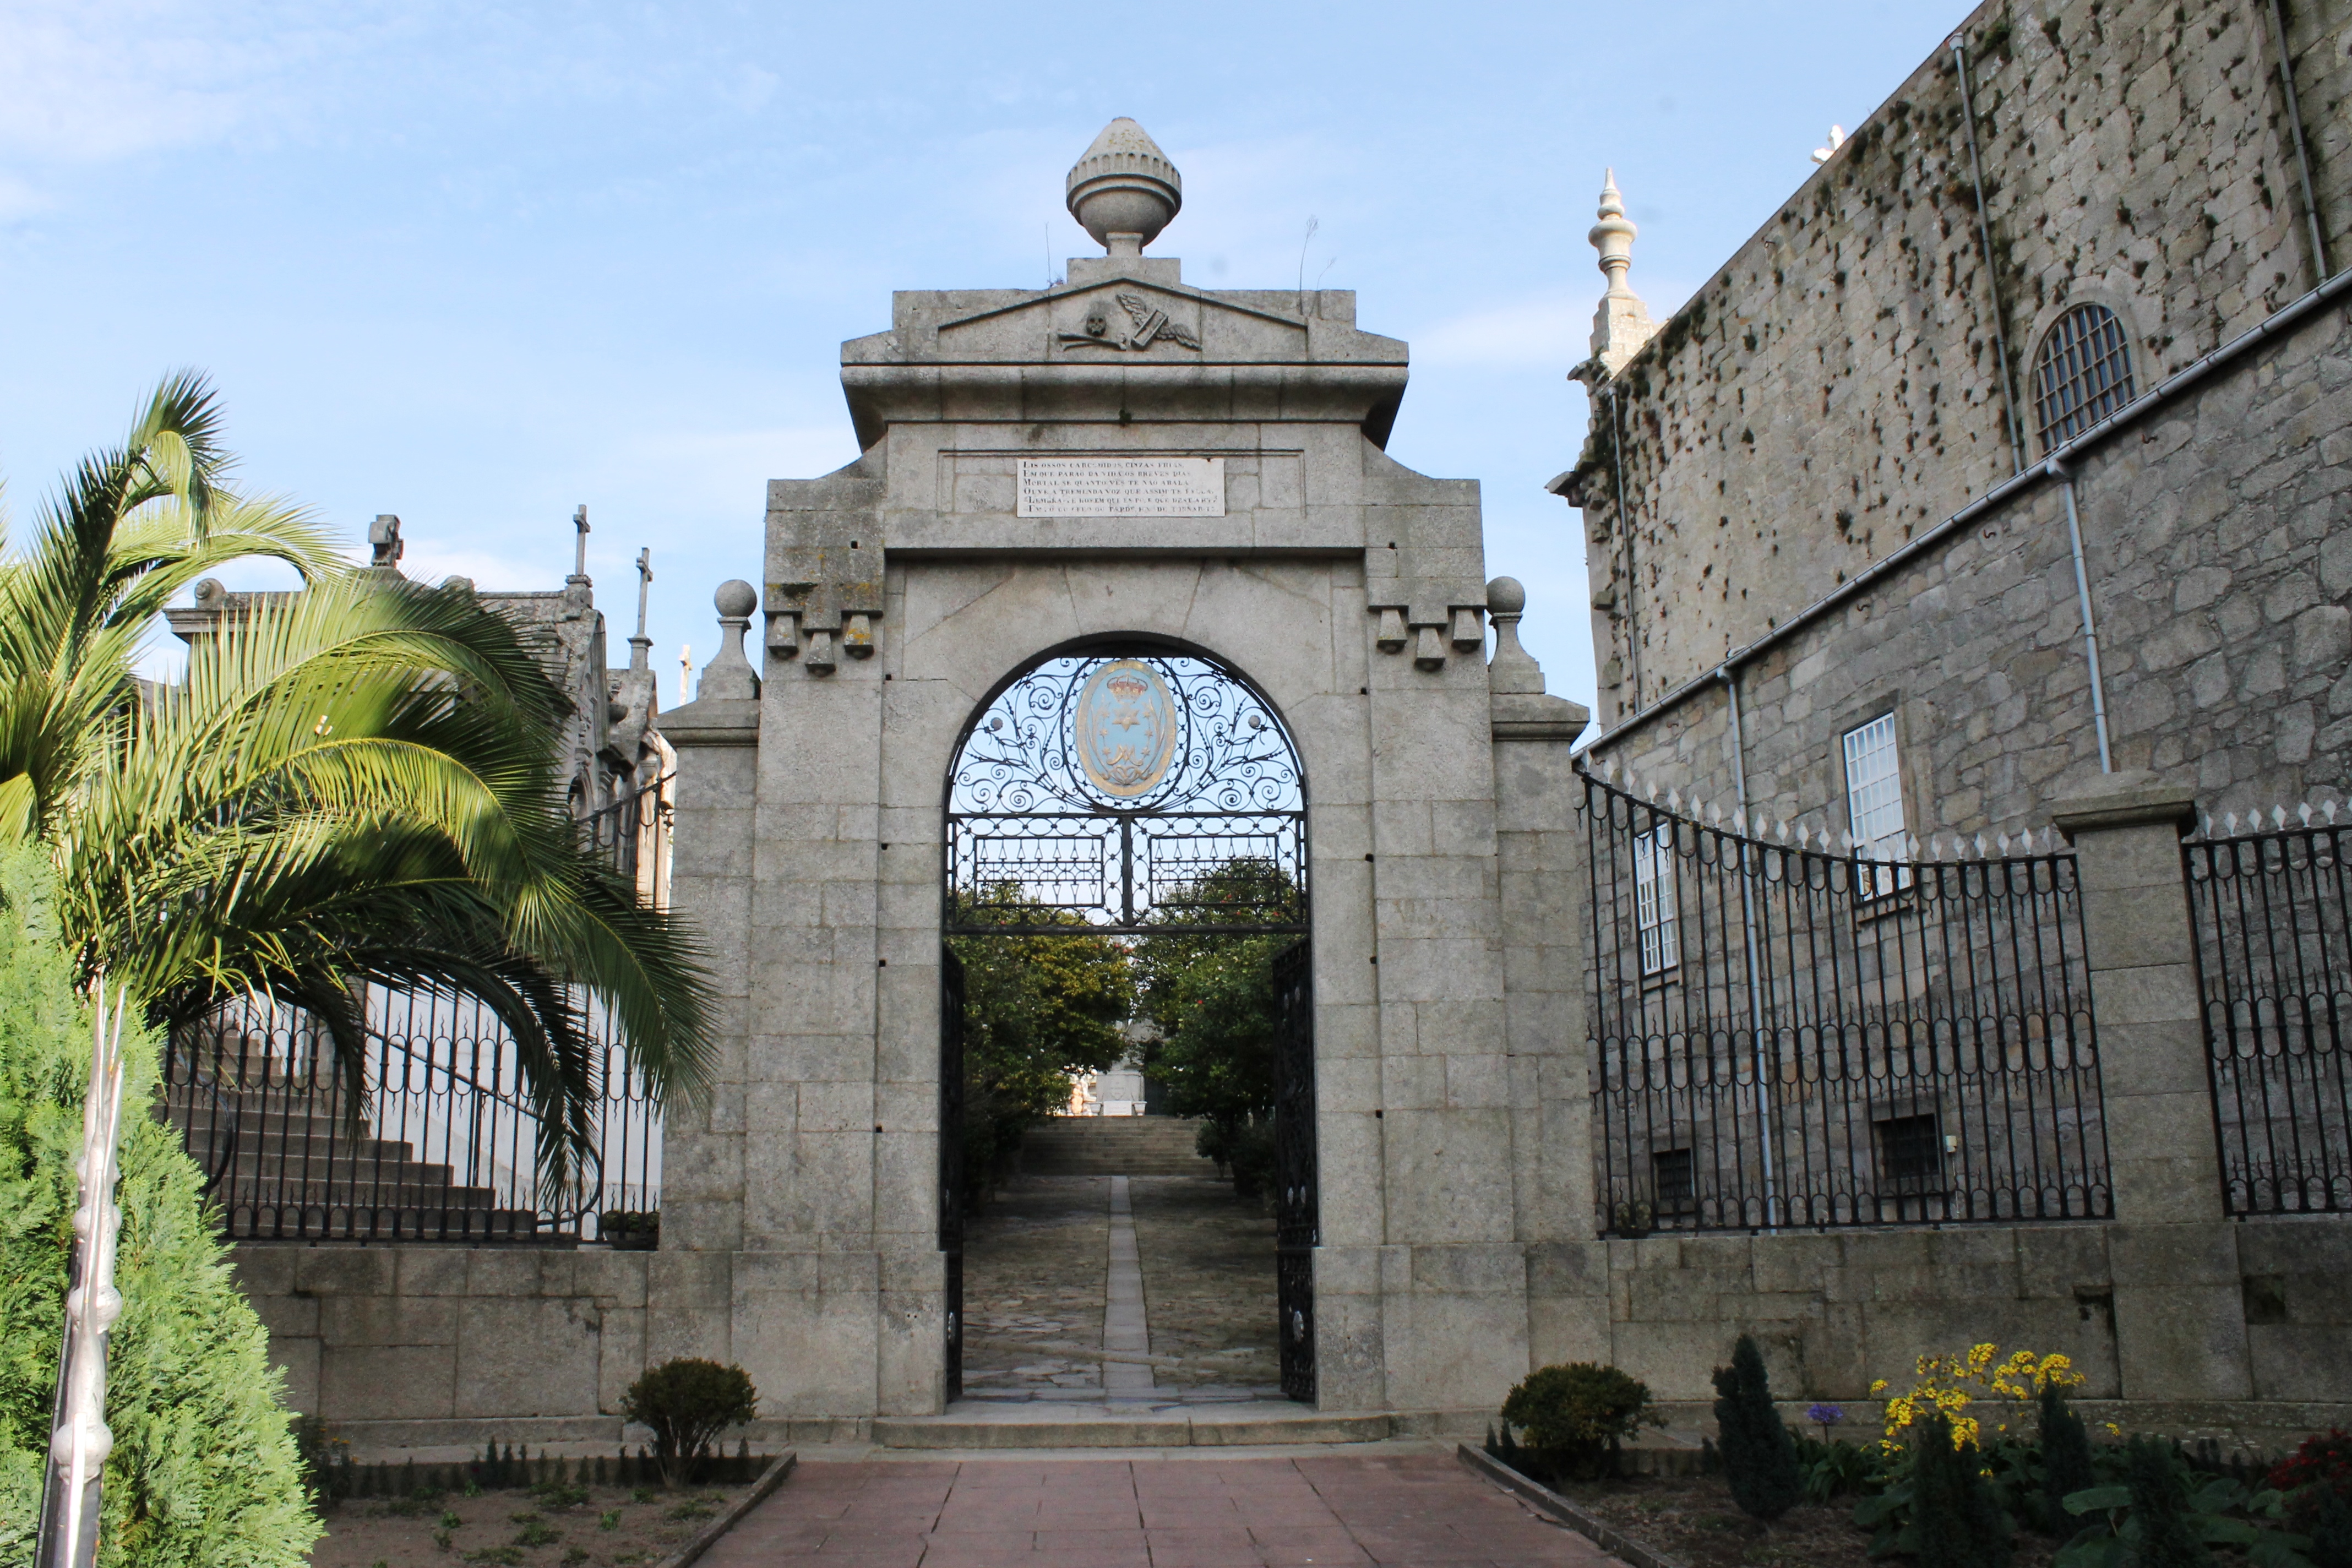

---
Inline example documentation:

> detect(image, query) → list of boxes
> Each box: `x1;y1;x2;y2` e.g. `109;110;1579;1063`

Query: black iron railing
2185;810;2352;1215
164;772;677;1244
165;986;662;1244
1585;771;2109;1234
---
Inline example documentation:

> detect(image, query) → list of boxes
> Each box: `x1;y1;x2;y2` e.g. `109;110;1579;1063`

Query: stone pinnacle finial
1066;118;1182;258
1583;168;1657;379
1590;169;1637;300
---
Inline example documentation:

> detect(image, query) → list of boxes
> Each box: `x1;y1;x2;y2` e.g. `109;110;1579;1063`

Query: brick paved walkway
701;1452;1623;1567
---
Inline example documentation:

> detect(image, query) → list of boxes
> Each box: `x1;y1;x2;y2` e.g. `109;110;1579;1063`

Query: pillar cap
2049;767;2198;839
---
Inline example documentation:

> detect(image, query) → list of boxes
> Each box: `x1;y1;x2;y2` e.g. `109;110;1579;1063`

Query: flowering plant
1869;1342;2083;1451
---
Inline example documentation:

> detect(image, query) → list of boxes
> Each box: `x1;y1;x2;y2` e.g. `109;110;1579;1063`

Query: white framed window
1842;713;1912;899
1633;824;1680;975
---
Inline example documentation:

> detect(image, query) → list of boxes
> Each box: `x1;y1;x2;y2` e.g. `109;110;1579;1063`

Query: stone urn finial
1067;118;1183;258
1590;170;1638;299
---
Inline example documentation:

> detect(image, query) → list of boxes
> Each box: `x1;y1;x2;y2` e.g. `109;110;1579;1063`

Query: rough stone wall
1595;298;2350;835
1578;0;2342;726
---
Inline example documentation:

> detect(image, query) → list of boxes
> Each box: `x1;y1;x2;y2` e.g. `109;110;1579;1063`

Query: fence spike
2224;810;2240;835
2273;804;2289;829
2327;799;2341;824
1974;832;1989;856
2299;802;2314;826
1667;788;1682;813
1904;833;1920;859
1731;809;1747;836
1996;831;2011;856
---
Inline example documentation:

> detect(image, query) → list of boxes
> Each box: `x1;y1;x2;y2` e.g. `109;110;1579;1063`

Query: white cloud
396;540;544;591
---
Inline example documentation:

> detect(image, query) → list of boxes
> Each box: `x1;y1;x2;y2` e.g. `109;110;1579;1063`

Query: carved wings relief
1057;292;1203;352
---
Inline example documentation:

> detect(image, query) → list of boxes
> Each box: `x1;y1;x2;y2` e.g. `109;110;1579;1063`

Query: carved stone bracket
766;545;883;678
1367;579;1484;671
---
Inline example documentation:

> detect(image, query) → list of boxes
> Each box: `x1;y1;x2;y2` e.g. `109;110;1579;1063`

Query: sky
0;0;1967;714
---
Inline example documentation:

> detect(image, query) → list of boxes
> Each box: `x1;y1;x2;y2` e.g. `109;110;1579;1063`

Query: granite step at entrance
1019;1115;1220;1176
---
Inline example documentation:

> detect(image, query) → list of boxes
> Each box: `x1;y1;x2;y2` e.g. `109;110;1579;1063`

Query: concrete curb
649;1449;797;1568
1455;1442;1689;1568
873;1410;1392;1449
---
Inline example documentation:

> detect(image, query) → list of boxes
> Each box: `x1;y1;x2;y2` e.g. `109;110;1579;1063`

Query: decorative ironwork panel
164;984;661;1245
940;945;967;1397
1272;937;1317;1403
1585;773;2109;1234
945;653;1305;935
2186;816;2352;1215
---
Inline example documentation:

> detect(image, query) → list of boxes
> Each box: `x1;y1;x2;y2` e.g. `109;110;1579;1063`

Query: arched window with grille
2031;302;2136;451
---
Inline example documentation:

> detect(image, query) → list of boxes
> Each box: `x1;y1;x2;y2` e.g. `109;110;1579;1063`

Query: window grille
1842;714;1911;898
1651;1148;1695;1212
2032;303;2136;451
1634;825;1679;974
1875;1113;1947;1195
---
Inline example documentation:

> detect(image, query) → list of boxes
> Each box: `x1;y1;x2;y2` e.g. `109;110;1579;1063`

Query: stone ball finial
1067;118;1182;258
715;579;757;619
1487;576;1527;618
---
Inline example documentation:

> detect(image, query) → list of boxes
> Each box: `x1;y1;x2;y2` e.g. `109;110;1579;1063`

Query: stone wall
233;1246;651;1451
1589;292;2349;836
1575;0;2346;728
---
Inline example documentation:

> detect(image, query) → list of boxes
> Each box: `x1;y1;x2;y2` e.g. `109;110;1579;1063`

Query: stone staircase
165;1078;559;1244
1019;1115;1219;1177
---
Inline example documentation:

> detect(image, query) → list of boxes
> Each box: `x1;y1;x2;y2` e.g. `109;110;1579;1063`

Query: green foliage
1133;860;1297;1194
1910;1411;2013;1568
2057;1439;2309;1568
1711;1335;1803;1521
0;375;716;1183
0;846;319;1565
1196;1117;1276;1200
948;884;1133;1201
618;1359;758;1488
2039;1383;2098;1536
1498;1363;1662;1482
1792;1432;1884;1504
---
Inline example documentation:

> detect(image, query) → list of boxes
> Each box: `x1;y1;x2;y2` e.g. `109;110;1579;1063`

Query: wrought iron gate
940;946;966;1398
941;646;1312;1401
1272;937;1317;1402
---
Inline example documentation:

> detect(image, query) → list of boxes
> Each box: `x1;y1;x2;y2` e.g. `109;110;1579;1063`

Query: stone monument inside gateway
655;118;1591;1429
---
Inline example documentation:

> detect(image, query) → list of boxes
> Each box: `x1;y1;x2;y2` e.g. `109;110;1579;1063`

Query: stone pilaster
2051;769;2251;1403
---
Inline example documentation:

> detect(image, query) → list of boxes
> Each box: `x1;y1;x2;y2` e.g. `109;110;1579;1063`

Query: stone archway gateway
656;117;1591;1429
939;644;1316;1400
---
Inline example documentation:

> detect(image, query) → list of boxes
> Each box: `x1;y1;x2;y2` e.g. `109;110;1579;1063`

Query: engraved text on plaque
1016;456;1226;518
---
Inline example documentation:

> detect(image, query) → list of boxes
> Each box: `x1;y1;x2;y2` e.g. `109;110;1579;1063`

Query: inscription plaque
1016;456;1226;518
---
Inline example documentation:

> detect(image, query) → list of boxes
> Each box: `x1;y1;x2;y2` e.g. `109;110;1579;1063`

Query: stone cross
571;505;591;581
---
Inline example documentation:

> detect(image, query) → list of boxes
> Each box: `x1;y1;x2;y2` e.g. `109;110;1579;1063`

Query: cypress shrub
0;847;318;1565
2037;1382;2097;1534
1910;1410;2012;1568
621;1359;758;1488
1711;1335;1802;1520
2121;1436;2210;1568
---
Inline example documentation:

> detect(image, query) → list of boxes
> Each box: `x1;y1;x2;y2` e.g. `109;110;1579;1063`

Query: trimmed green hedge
0;848;317;1565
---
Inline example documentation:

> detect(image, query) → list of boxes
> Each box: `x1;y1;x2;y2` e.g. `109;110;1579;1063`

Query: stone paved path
962;1172;1281;1404
701;1452;1625;1567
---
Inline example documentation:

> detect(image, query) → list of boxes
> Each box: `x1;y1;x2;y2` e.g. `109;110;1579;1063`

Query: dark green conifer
2121;1436;2210;1568
1911;1410;2013;1568
1711;1334;1803;1520
2038;1382;2098;1534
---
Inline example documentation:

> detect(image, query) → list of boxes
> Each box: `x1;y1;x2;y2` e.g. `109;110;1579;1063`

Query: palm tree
1;373;712;1191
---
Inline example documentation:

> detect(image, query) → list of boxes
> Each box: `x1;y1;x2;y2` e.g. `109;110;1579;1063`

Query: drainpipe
1603;384;1645;714
1951;33;2029;476
1721;665;1777;1228
2046;455;2114;772
2262;0;2331;285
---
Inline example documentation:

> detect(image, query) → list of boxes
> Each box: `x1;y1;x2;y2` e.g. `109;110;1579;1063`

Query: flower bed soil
309;1478;757;1568
1538;1470;2064;1568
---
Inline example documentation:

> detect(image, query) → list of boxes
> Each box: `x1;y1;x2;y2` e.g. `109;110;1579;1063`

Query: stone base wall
242;1214;2352;1456
1529;1217;2352;1454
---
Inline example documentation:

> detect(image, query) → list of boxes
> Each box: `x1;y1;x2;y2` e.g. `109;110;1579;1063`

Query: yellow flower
1870;1380;1888;1396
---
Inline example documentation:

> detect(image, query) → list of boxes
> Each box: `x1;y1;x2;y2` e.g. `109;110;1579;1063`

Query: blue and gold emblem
1074;659;1178;798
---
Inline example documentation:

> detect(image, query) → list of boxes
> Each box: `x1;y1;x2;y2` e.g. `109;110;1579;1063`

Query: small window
1842;714;1912;899
1875;1113;1946;1194
2032;303;2136;451
1633;825;1680;975
1651;1148;1696;1213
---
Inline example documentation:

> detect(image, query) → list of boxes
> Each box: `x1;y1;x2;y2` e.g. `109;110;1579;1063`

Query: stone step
180;1129;416;1163
218;1205;562;1243
1020;1117;1221;1175
872;1402;1390;1449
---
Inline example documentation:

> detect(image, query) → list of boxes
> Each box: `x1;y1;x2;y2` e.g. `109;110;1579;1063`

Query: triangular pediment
933;279;1309;362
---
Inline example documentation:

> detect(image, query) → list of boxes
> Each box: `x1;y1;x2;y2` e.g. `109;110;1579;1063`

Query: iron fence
163;771;676;1244
2185;810;2352;1215
1584;771;2109;1234
165;986;661;1244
